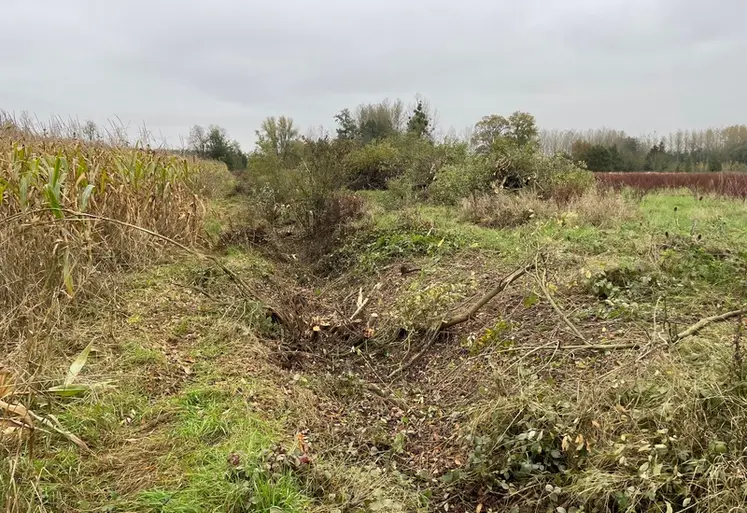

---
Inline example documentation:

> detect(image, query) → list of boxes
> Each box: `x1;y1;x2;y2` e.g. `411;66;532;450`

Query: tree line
10;104;742;174
540;126;747;172
190;105;747;173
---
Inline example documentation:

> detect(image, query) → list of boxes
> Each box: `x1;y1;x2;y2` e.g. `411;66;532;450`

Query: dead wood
365;382;408;410
671;306;747;344
389;262;535;378
438;263;534;330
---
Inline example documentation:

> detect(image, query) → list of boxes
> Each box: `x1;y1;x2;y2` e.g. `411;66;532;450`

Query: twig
167;279;215;300
535;268;587;344
505;342;640;352
671;306;747;344
349;297;370;322
364;382;408;410
555;342;640;351
388;329;439;378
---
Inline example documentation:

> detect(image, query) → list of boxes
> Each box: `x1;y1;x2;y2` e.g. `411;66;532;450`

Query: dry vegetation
460;188;638;229
0;126;232;355
597;172;747;199
2;123;747;513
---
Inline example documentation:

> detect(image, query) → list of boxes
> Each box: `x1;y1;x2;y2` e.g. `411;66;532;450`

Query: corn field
0;129;226;358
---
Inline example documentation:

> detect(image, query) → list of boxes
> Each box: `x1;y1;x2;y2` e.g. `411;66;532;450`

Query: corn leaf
79;184;95;212
64;340;94;386
47;384;91;398
43;183;63;218
0;399;34;429
62;249;75;297
0;179;7;206
19;174;30;208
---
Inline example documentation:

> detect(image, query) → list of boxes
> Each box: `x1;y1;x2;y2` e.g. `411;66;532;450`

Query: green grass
24;376;309;513
5;188;746;513
130;386;309;513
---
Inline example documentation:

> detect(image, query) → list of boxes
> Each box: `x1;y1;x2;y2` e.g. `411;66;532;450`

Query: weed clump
461;189;639;229
456;342;747;512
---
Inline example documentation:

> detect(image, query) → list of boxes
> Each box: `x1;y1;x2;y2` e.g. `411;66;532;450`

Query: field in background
597;171;747;198
2;126;747;513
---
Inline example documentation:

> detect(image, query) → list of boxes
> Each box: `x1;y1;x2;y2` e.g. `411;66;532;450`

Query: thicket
233;98;595;250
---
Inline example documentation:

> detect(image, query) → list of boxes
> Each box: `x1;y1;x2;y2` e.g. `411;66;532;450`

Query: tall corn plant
0;134;212;353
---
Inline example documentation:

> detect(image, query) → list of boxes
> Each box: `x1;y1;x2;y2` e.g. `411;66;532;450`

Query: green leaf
523;292;539;308
79;184;95;212
19;173;30;208
0;179;7;206
47;384;91;397
43;183;63;218
439;469;463;484
64;340;94;386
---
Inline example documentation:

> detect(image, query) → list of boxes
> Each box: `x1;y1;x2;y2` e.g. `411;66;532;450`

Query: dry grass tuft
461;188;639;229
460;333;747;512
460;190;556;228
565;188;640;227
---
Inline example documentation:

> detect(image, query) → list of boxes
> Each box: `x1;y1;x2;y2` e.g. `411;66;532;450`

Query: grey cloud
1;0;745;147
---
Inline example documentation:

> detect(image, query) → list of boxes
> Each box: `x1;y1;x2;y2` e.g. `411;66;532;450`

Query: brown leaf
0;399;34;430
575;434;585;452
0;368;13;399
561;435;572;452
227;453;241;466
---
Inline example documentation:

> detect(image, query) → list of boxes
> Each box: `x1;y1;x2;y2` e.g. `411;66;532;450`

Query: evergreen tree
334;109;359;141
406;101;431;138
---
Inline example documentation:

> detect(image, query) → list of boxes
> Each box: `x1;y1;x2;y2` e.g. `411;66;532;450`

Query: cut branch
671;306;747;344
389;262;535;378
438;263;534;330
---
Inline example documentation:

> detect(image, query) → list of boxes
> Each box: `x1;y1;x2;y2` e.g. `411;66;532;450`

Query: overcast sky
2;0;745;148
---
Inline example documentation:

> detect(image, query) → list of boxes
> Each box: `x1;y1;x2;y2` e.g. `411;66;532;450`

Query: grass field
2;135;747;513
